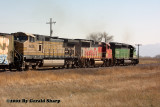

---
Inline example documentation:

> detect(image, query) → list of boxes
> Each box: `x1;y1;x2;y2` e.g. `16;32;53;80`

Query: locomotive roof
24;32;35;37
34;34;59;39
13;32;35;37
59;38;79;44
74;39;94;42
109;42;136;49
34;34;53;38
34;34;64;42
110;42;130;46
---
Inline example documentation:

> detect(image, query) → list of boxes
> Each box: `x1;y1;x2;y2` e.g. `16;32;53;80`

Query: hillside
140;43;160;57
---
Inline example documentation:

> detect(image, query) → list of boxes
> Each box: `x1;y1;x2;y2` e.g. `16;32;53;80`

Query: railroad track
1;63;160;73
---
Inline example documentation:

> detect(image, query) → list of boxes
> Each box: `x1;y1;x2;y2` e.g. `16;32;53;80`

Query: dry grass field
0;58;160;107
139;58;160;64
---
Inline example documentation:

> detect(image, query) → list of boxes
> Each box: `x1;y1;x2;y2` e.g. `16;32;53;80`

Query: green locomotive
110;42;139;65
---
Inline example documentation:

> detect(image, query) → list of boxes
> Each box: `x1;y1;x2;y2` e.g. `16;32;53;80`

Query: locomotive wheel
72;64;76;68
109;60;112;66
25;65;29;71
85;63;89;68
17;67;23;71
17;62;25;71
64;64;68;69
32;65;38;70
9;64;13;71
79;63;84;68
69;64;72;69
3;67;6;71
89;60;94;68
106;61;109;67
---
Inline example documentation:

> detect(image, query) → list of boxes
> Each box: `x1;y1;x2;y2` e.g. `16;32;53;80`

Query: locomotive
0;32;139;71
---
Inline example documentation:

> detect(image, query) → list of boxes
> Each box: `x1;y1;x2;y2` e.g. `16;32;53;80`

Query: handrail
14;49;23;61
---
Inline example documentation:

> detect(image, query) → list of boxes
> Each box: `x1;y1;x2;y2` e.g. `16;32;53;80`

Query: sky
0;0;160;46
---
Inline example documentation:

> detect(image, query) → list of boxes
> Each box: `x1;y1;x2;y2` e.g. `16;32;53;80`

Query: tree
86;32;113;42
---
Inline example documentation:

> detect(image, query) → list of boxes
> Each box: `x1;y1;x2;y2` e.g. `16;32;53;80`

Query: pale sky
0;0;160;45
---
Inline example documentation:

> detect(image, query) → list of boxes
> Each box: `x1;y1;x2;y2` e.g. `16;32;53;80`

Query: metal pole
135;44;142;59
50;18;52;37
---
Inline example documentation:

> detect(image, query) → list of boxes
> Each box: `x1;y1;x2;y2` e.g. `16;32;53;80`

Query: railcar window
67;43;74;47
45;37;50;41
82;42;90;47
36;36;40;41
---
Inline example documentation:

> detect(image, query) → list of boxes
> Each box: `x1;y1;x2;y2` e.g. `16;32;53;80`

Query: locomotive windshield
14;35;28;42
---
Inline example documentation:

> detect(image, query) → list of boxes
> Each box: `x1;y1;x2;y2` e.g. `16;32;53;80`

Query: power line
0;21;44;24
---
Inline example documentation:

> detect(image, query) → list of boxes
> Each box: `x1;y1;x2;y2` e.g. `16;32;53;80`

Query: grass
139;57;160;64
0;58;160;107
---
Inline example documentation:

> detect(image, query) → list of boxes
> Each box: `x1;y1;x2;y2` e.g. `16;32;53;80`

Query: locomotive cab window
14;35;28;42
29;36;35;42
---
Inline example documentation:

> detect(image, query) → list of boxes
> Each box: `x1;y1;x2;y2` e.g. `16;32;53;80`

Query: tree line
86;32;113;43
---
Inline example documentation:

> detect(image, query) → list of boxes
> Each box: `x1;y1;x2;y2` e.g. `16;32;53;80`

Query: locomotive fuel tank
94;61;104;65
42;59;64;67
124;60;132;64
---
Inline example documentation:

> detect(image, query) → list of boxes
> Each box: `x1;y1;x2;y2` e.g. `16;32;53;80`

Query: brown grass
0;58;160;107
139;58;160;64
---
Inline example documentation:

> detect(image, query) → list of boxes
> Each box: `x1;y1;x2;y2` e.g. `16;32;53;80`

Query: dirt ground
0;58;160;107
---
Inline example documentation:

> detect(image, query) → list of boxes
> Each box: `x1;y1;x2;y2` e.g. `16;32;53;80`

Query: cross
46;18;56;37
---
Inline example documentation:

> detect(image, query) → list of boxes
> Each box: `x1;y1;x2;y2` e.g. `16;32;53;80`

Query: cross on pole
46;18;56;37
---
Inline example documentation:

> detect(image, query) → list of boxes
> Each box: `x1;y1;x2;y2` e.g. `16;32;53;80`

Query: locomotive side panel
81;47;100;59
43;41;65;58
81;41;102;59
115;48;130;59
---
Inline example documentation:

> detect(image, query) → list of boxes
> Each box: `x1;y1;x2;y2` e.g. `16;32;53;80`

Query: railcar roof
0;33;11;36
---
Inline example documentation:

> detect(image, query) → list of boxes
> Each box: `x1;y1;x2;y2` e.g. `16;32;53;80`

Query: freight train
0;32;139;71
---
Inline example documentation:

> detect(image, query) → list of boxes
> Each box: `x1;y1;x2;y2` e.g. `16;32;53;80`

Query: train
0;32;139;71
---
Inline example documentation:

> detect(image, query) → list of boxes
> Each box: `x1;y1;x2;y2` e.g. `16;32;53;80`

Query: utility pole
135;44;142;59
46;18;56;58
46;18;56;37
